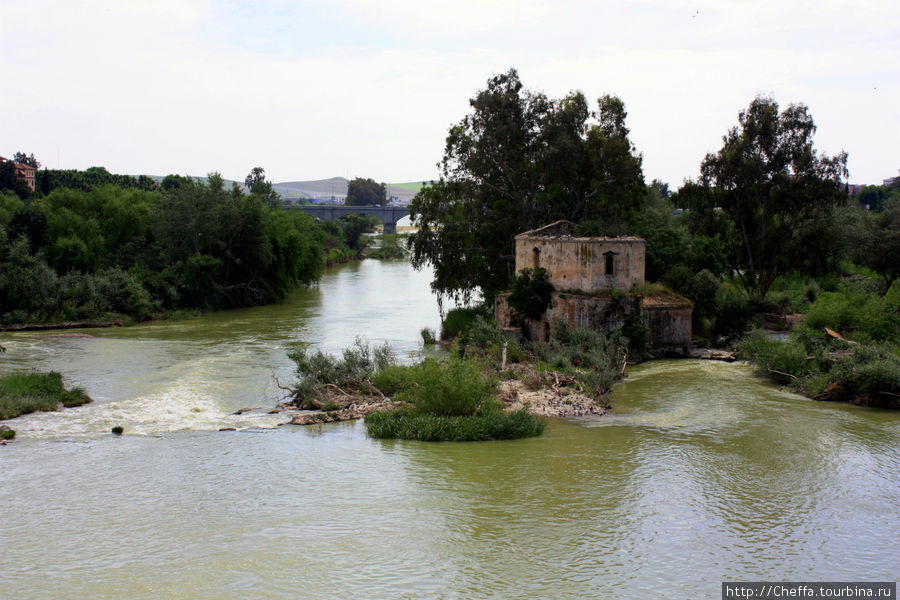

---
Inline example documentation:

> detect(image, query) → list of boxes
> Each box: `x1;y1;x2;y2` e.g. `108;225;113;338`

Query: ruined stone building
495;220;692;354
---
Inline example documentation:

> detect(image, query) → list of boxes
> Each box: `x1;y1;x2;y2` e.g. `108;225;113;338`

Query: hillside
274;178;432;204
146;175;431;203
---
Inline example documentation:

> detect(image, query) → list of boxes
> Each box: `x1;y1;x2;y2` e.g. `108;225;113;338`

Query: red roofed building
0;156;36;191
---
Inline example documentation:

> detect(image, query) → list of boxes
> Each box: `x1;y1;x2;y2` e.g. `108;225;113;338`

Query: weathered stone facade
642;295;693;355
515;221;645;293
496;220;693;354
496;291;642;343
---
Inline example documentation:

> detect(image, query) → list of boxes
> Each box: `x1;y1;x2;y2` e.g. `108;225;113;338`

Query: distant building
495;220;692;355
0;156;36;191
883;169;900;187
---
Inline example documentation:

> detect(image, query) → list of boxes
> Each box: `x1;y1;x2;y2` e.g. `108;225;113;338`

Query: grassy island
279;312;634;440
0;371;92;420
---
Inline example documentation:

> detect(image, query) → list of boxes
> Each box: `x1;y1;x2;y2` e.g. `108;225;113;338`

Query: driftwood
285;401;395;425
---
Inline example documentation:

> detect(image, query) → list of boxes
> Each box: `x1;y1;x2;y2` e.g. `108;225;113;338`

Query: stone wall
498;221;691;353
642;301;692;355
514;222;645;294
496;291;642;342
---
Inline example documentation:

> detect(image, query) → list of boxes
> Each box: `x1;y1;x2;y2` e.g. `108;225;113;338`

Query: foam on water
7;356;288;439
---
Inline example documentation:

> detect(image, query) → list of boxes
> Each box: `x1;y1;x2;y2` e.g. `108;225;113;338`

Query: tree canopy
692;96;848;297
849;195;900;295
408;69;645;302
345;177;387;206
244;167;281;209
12;152;40;168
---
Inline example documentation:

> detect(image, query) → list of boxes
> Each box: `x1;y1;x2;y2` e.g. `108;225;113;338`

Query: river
1;260;898;599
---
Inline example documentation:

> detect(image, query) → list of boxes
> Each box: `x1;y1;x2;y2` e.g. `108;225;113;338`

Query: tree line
409;68;898;345
0;167;378;325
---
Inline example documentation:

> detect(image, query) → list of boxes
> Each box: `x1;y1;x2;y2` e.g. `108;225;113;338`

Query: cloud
1;0;897;184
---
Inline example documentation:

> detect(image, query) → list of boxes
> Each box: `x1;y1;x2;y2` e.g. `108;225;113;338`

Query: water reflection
1;263;898;599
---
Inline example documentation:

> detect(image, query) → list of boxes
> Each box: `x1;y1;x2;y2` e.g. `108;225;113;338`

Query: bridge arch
287;204;411;233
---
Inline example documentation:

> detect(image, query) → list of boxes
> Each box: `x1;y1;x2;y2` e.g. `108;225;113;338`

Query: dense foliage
287;336;546;441
691;96;849;297
739;330;899;408
345;177;387;206
0;172;324;324
409;69;645;302
508;267;554;322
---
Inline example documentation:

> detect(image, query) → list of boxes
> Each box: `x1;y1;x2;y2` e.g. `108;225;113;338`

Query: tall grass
365;403;545;442
366;356;545;441
0;372;92;420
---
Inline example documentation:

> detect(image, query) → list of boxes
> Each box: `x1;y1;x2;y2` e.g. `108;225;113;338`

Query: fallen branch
272;374;294;393
323;383;352;397
768;368;799;381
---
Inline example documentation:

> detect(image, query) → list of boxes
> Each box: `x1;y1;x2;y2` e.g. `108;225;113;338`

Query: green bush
289;337;395;387
365;354;545;442
366;233;409;259
508;267;554;322
420;327;436;345
528;322;626;397
829;343;900;395
365;404;545;442
804;289;899;341
738;331;825;384
440;305;491;340
371;363;422;397
396;357;495;417
713;282;753;341
622;316;650;358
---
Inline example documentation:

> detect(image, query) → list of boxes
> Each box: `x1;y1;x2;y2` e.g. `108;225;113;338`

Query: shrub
396;357;495;417
713;282;753;341
529;322;626;397
1;427;15;440
622;316;650;358
289;337;395;387
738;331;825;384
365;404;545;442
420;327;436;345
828;343;900;395
371;363;423;397
508;267;554;322
440;305;491;340
804;289;899;341
456;315;524;364
366;233;409;259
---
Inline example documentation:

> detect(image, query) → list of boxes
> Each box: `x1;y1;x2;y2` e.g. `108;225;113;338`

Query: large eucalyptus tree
408;69;645;303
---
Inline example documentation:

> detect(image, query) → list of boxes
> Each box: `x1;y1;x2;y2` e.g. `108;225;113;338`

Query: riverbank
739;330;899;408
2;320;125;332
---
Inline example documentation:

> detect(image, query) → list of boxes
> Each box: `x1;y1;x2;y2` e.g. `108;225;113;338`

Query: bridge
287;204;411;234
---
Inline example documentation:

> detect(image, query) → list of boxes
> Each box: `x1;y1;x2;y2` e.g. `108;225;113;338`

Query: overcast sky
2;0;897;187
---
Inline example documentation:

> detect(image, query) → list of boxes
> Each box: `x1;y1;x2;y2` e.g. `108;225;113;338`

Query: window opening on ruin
604;251;617;276
532;246;541;269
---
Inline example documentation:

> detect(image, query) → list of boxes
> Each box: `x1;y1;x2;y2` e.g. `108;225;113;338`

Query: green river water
1;260;898;599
